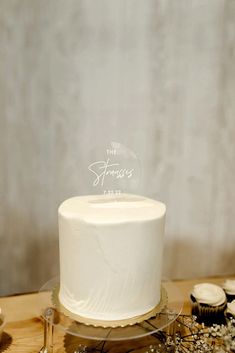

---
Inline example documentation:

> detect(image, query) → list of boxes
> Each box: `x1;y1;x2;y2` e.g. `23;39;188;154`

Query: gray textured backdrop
0;0;235;296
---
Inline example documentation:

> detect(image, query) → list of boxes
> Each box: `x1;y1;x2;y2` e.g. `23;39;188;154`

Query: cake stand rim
51;284;168;328
38;276;183;341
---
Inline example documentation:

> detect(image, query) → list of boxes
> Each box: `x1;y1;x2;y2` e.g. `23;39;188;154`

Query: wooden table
0;276;234;353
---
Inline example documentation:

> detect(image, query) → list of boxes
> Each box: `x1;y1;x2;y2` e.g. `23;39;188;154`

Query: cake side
58;194;166;321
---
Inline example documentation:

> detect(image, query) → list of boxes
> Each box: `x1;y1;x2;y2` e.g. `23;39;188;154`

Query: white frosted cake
58;194;166;321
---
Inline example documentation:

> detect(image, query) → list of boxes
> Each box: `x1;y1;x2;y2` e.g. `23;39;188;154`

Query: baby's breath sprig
159;315;235;353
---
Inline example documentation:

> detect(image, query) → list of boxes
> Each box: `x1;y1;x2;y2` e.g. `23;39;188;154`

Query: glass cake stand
38;277;183;353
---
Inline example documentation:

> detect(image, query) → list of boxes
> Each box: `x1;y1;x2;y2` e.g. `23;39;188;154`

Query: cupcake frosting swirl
192;283;226;306
227;300;235;316
223;279;235;295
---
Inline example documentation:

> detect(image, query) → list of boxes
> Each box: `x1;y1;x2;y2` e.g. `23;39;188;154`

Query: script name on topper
88;147;134;189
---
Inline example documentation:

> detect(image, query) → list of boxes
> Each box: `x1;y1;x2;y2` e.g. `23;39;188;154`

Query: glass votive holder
0;313;6;344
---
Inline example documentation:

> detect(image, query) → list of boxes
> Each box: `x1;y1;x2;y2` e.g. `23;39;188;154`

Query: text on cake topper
88;158;134;187
87;142;139;194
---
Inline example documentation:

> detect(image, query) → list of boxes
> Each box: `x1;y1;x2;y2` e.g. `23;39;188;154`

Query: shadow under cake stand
38;278;183;353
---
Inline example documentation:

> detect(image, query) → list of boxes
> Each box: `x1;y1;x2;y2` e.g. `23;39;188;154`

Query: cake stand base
39;311;176;353
39;308;55;353
38;278;182;353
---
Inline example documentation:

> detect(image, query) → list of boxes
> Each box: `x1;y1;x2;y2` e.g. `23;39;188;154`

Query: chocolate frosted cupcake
222;279;235;302
191;283;227;325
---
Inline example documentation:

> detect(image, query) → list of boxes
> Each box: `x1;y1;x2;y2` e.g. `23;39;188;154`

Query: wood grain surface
0;276;234;352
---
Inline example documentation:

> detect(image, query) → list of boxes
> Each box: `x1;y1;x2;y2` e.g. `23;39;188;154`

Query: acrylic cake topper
88;141;141;196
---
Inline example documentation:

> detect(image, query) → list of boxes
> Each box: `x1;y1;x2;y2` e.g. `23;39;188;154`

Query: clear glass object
38;277;183;352
87;141;141;196
0;313;6;345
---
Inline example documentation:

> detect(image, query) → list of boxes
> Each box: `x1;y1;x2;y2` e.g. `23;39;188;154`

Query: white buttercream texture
192;283;226;307
223;279;235;295
227;300;235;316
58;194;166;321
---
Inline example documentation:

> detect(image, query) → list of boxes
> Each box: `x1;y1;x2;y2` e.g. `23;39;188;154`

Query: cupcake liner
191;295;227;326
226;312;235;321
225;293;235;303
225;300;235;325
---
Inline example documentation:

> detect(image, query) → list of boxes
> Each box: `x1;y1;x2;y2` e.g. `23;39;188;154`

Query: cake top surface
59;194;166;224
